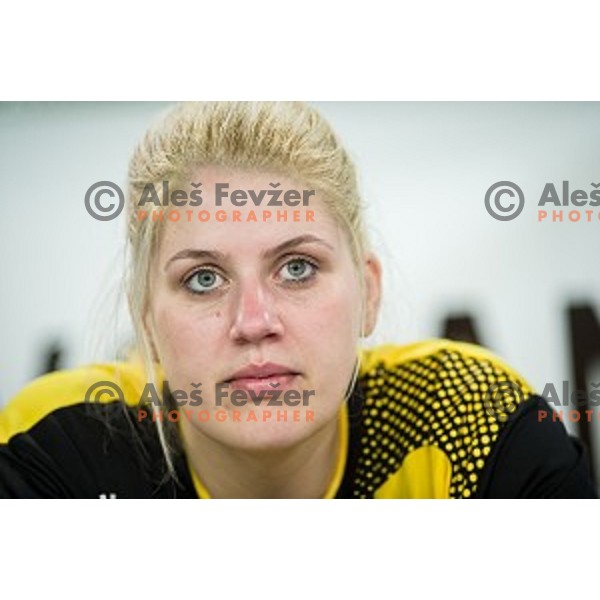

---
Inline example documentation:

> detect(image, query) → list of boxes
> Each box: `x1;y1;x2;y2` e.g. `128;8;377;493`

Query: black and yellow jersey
0;339;596;498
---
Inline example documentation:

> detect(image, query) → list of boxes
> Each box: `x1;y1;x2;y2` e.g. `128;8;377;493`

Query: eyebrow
164;234;335;271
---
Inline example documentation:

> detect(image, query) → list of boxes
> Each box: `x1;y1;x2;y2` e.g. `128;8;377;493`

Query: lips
224;362;300;392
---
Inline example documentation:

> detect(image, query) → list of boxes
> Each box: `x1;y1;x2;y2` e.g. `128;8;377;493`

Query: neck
180;408;346;499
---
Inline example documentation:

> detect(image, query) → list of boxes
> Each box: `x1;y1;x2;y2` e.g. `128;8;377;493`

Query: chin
214;410;323;452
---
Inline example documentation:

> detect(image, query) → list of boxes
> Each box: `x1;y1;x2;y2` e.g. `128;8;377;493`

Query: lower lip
226;373;299;392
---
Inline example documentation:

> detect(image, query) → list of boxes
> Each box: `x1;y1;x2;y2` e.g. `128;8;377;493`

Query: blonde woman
0;102;596;498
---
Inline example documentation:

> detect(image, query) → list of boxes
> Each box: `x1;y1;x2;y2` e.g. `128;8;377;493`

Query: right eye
184;269;226;295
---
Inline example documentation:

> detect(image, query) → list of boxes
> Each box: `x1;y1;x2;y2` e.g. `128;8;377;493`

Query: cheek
307;279;361;336
151;301;224;371
293;281;361;371
303;297;356;336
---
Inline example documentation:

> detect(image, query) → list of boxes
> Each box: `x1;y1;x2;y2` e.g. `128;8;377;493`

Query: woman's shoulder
360;338;532;385
354;338;540;498
0;361;154;443
359;337;534;413
0;361;188;498
352;338;595;498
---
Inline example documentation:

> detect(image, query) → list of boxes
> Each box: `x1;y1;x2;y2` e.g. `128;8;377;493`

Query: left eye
279;258;318;282
185;269;225;294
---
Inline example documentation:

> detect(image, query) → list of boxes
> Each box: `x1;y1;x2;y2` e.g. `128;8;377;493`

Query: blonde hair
126;101;371;474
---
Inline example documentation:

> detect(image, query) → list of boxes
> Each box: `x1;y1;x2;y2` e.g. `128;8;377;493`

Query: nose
229;277;284;343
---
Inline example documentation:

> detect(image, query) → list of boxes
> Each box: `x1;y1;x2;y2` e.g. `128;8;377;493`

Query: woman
0;102;596;498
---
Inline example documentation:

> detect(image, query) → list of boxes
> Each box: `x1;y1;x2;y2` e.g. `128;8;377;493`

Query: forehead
157;165;345;260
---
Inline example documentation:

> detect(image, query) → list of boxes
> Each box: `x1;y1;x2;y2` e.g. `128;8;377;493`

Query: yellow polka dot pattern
352;346;534;498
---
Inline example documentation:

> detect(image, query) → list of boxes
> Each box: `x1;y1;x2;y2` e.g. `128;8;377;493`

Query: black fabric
0;403;196;498
475;396;598;498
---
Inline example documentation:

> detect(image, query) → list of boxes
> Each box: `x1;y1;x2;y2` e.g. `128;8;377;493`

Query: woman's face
144;165;381;450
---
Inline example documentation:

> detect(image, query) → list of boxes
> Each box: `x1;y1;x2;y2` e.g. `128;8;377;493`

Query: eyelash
182;255;320;296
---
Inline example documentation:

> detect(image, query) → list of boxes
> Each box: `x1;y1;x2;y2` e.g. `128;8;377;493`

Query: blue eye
185;269;225;294
279;258;318;283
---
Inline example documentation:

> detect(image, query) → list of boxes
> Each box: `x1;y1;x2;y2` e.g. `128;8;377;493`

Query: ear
361;251;382;338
